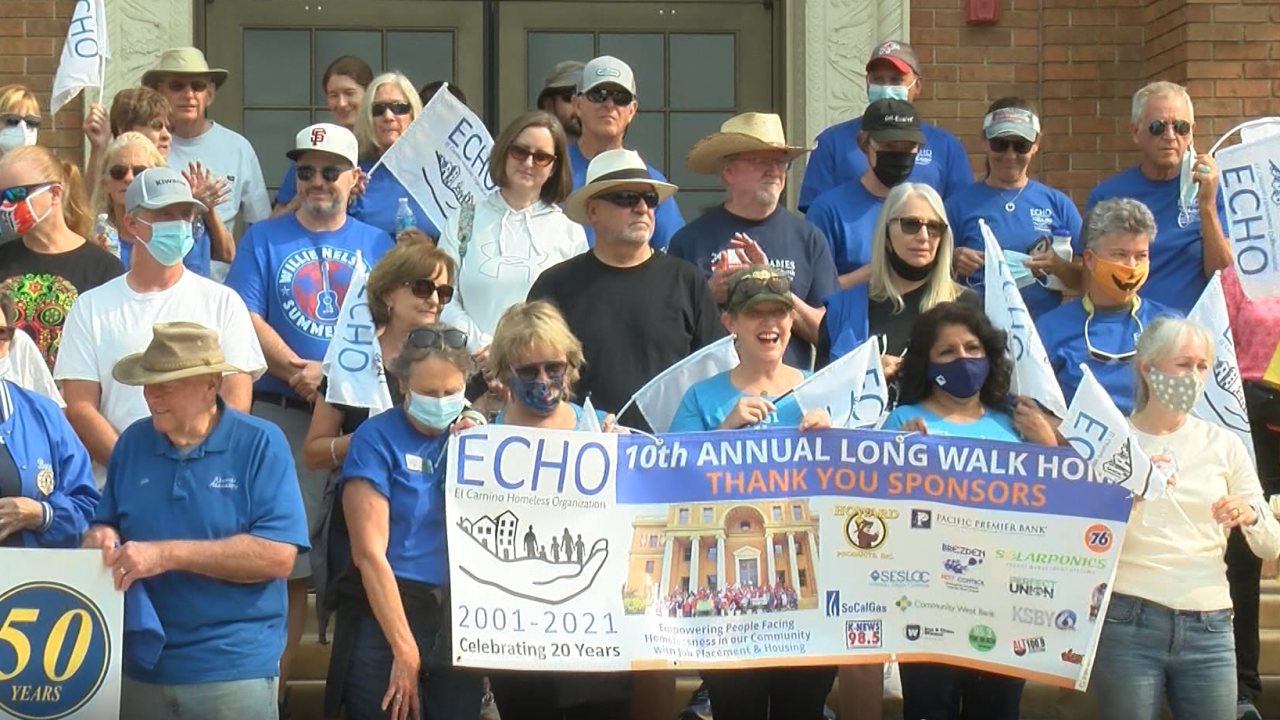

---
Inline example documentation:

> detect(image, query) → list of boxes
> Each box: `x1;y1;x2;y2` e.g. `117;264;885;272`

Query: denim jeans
1091;592;1236;720
120;676;277;720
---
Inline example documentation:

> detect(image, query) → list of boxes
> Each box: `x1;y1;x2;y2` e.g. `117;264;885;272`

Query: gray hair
1082;198;1157;253
1132;316;1214;413
390;322;476;381
1130;81;1194;124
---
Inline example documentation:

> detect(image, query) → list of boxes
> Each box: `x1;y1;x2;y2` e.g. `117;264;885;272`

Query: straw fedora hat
113;322;243;387
563;149;678;225
141;47;230;88
684;113;811;175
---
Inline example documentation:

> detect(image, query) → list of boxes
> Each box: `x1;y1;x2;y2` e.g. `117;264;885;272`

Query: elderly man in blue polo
82;321;308;720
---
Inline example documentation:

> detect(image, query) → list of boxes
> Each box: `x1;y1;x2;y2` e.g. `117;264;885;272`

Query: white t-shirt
168;121;271;227
53;270;267;484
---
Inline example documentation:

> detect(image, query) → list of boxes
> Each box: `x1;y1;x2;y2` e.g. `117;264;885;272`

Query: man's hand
728;233;769;265
396;227;435;245
107;541;170;591
953;247;984;277
880;354;903;380
0;497;42;542
288;358;323;403
1193;153;1219;207
83;104;109;150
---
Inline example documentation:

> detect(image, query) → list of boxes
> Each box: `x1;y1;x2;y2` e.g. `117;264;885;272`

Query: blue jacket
823;284;870;361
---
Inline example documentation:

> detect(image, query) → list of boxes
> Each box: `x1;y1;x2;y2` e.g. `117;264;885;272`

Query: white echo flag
1189;273;1255;462
378;85;498;234
321;251;393;413
50;0;110;114
1215;132;1280;299
980;219;1068;417
1061;365;1168;499
575;396;603;433
794;335;888;429
618;336;740;433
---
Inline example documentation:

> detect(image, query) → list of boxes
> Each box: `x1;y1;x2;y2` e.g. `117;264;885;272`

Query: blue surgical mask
407;389;466;430
927;357;990;399
1002;249;1036;288
139;219;194;267
867;83;910;103
509;371;565;416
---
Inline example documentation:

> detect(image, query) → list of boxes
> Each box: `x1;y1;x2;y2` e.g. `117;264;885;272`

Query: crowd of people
0;31;1277;720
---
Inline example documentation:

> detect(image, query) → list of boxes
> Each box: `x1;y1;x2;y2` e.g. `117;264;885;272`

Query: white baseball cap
124;167;207;215
579;56;638;97
286;123;359;166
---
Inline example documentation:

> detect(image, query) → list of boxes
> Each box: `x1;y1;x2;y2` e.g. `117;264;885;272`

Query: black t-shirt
816;285;980;369
527;250;724;432
0;239;124;370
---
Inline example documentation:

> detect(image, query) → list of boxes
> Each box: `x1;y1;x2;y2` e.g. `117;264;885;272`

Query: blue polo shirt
1035;297;1180;414
225;213;392;397
669;370;810;432
884;403;1019;442
349;160;441;240
805;179;886;276
799;118;973;211
340;406;450;585
567;141;684;250
1084;166;1227;314
92;403;309;684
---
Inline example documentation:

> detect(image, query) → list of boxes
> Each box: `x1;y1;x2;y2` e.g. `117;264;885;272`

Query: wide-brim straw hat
563;149;678;225
684;112;811;175
141;47;230;88
113;321;243;387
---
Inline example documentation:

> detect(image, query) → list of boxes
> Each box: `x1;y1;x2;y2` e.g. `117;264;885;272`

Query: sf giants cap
579;56;638;97
286;122;359;166
866;40;921;76
125;167;207;214
863;99;924;145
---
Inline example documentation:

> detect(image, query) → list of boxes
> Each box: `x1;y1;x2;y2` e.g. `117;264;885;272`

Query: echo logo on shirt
915;148;933;166
277;247;364;339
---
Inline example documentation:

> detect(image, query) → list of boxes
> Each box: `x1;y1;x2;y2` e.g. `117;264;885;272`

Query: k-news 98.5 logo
845;620;883;649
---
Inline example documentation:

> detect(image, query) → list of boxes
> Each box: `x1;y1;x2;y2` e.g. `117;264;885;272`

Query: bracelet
329;438;339;468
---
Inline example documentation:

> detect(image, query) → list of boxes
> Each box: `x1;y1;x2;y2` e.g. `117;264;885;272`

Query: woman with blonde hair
88;133;164;267
0;85;42;246
350;72;437;243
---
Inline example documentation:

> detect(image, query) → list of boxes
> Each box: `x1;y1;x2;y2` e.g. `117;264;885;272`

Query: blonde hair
868;183;960;313
365;239;454;326
486;301;584;397
1132;316;1214;413
355;72;423;160
90;133;165;227
0;145;92;238
0;85;39;118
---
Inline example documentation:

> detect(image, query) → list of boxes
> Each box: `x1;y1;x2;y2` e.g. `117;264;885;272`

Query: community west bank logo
276;247;364;340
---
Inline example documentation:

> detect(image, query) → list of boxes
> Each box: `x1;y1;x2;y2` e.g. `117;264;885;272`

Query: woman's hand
799;408;831;431
602;414;629;434
183;161;230;209
1012;397;1057;446
880;354;903;380
0;497;42;542
382;647;420;720
396;227;435;246
953;247;984;277
719;396;775;430
898;417;929;435
1212;495;1256;529
352;167;369;198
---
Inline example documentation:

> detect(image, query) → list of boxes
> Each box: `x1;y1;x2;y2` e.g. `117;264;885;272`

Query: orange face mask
1088;254;1148;304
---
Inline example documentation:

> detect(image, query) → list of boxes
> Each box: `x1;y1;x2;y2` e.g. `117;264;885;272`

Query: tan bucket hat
563;149;677;225
141;47;230;89
113;322;243;387
684;112;811;175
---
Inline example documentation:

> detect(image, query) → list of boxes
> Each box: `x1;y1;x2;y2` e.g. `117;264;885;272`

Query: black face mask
873;150;915;188
886;240;936;282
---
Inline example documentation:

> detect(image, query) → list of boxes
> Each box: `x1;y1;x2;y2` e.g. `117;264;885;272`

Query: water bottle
1050;226;1073;261
394;197;415;234
94;213;120;258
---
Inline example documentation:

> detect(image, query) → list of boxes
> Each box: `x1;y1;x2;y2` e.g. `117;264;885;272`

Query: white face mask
0;123;38;153
1178;145;1199;212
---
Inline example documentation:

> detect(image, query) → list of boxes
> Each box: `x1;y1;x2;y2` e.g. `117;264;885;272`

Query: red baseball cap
866;40;921;76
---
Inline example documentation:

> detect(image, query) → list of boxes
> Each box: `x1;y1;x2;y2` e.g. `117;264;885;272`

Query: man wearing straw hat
670;112;839;370
83;321;307;720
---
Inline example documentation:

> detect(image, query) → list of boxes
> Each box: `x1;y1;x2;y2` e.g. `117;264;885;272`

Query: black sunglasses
1147;119;1191;137
166;78;209;93
508;145;556;168
895;217;948;239
512;360;568;382
108;164;149;181
551;89;575;103
0;113;40;128
295;165;349;183
405;278;455;305
373;101;413;117
989;137;1033;155
583;87;634;106
594;190;660;210
407;326;468;350
0;183;51;204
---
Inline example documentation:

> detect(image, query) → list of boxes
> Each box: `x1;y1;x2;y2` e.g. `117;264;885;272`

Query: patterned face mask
1144;367;1205;415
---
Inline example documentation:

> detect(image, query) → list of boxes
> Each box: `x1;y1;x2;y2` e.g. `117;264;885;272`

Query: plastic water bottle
1051;226;1073;261
394;197;415;234
94;213;120;258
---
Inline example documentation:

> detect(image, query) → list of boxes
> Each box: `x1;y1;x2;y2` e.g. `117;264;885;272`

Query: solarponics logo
995;549;1107;571
968;625;997;652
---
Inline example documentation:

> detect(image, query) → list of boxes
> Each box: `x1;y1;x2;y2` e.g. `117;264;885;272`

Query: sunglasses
166;78;209;93
1147;119;1191;137
405;278;455;305
108;164;149;181
727;275;790;309
895;217;948;239
989;137;1033;155
373;101;413;117
296;165;349;183
594;189;660;210
0;183;51;204
407;326;468;350
550;89;575;103
508;145;556;168
0;113;40;128
0;327;14;342
583;87;634;106
512;360;568;382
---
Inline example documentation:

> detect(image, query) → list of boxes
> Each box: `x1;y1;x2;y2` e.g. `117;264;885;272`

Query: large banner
0;550;122;720
1216;133;1280;299
446;426;1132;690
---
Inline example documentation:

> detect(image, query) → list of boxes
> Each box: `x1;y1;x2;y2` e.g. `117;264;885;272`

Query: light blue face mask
867;83;911;103
1002;249;1036;289
138;219;194;267
407;389;466;431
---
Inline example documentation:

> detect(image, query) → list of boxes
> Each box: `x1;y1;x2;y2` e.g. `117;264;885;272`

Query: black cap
863;99;924;145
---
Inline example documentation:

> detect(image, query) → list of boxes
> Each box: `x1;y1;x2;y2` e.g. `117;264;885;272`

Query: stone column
659;536;674;597
716;535;726;589
689;535;700;591
787;532;800;590
765;532;776;585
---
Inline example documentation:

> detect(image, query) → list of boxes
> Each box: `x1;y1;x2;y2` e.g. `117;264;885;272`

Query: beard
302;193;344;217
616;226;652;245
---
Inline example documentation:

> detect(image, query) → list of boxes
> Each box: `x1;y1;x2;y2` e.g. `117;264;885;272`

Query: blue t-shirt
225;213;392;397
567;141;685;250
945;179;1084;318
1035;297;1180;414
805;179;886;276
118;227;213;278
884;402;1019;442
276;160;298;205
668;205;839;368
669;369;810;432
349;159;441;240
493;402;606;428
1084;166;1227;313
799;118;974;211
340;406;450;585
92;404;310;684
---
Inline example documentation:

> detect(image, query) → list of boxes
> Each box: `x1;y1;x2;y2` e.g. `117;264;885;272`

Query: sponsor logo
1012;636;1046;656
1083;523;1114;554
1089;582;1109;621
1012;606;1078;630
825;590;840;617
995;549;1108;572
904;624;954;642
929;512;1047;537
894;596;994;618
846;620;883;649
1061;648;1085;665
869;569;930;588
1055;609;1078;630
968;625;997;652
1008;576;1057;600
904;624;921;641
941;543;985;593
840;507;897;556
826;591;888;617
911;509;932;529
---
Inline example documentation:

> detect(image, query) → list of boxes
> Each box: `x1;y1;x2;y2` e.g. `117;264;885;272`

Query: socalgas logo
995;549;1108;573
1008;576;1057;600
825;591;887;618
868;569;930;588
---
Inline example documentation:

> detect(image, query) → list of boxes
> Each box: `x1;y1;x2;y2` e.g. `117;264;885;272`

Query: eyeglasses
895;217;948;239
373;101;413;117
405;278;455;305
727;274;790;310
1147;119;1191;137
989;137;1033;155
508;145;556;168
295;165;349;183
734;155;793;171
583;87;634;106
512;360;568;382
0;113;40;128
407;326;468;350
0;183;51;204
593;190;660;210
0;328;15;343
165;78;209;93
108;164;149;181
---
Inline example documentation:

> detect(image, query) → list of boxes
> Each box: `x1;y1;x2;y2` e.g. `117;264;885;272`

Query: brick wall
0;0;83;164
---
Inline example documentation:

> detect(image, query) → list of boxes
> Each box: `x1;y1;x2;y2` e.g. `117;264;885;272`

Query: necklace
989;180;1028;212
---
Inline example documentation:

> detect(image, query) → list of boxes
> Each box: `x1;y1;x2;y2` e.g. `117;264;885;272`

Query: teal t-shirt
669;369;811;432
883;402;1019;442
